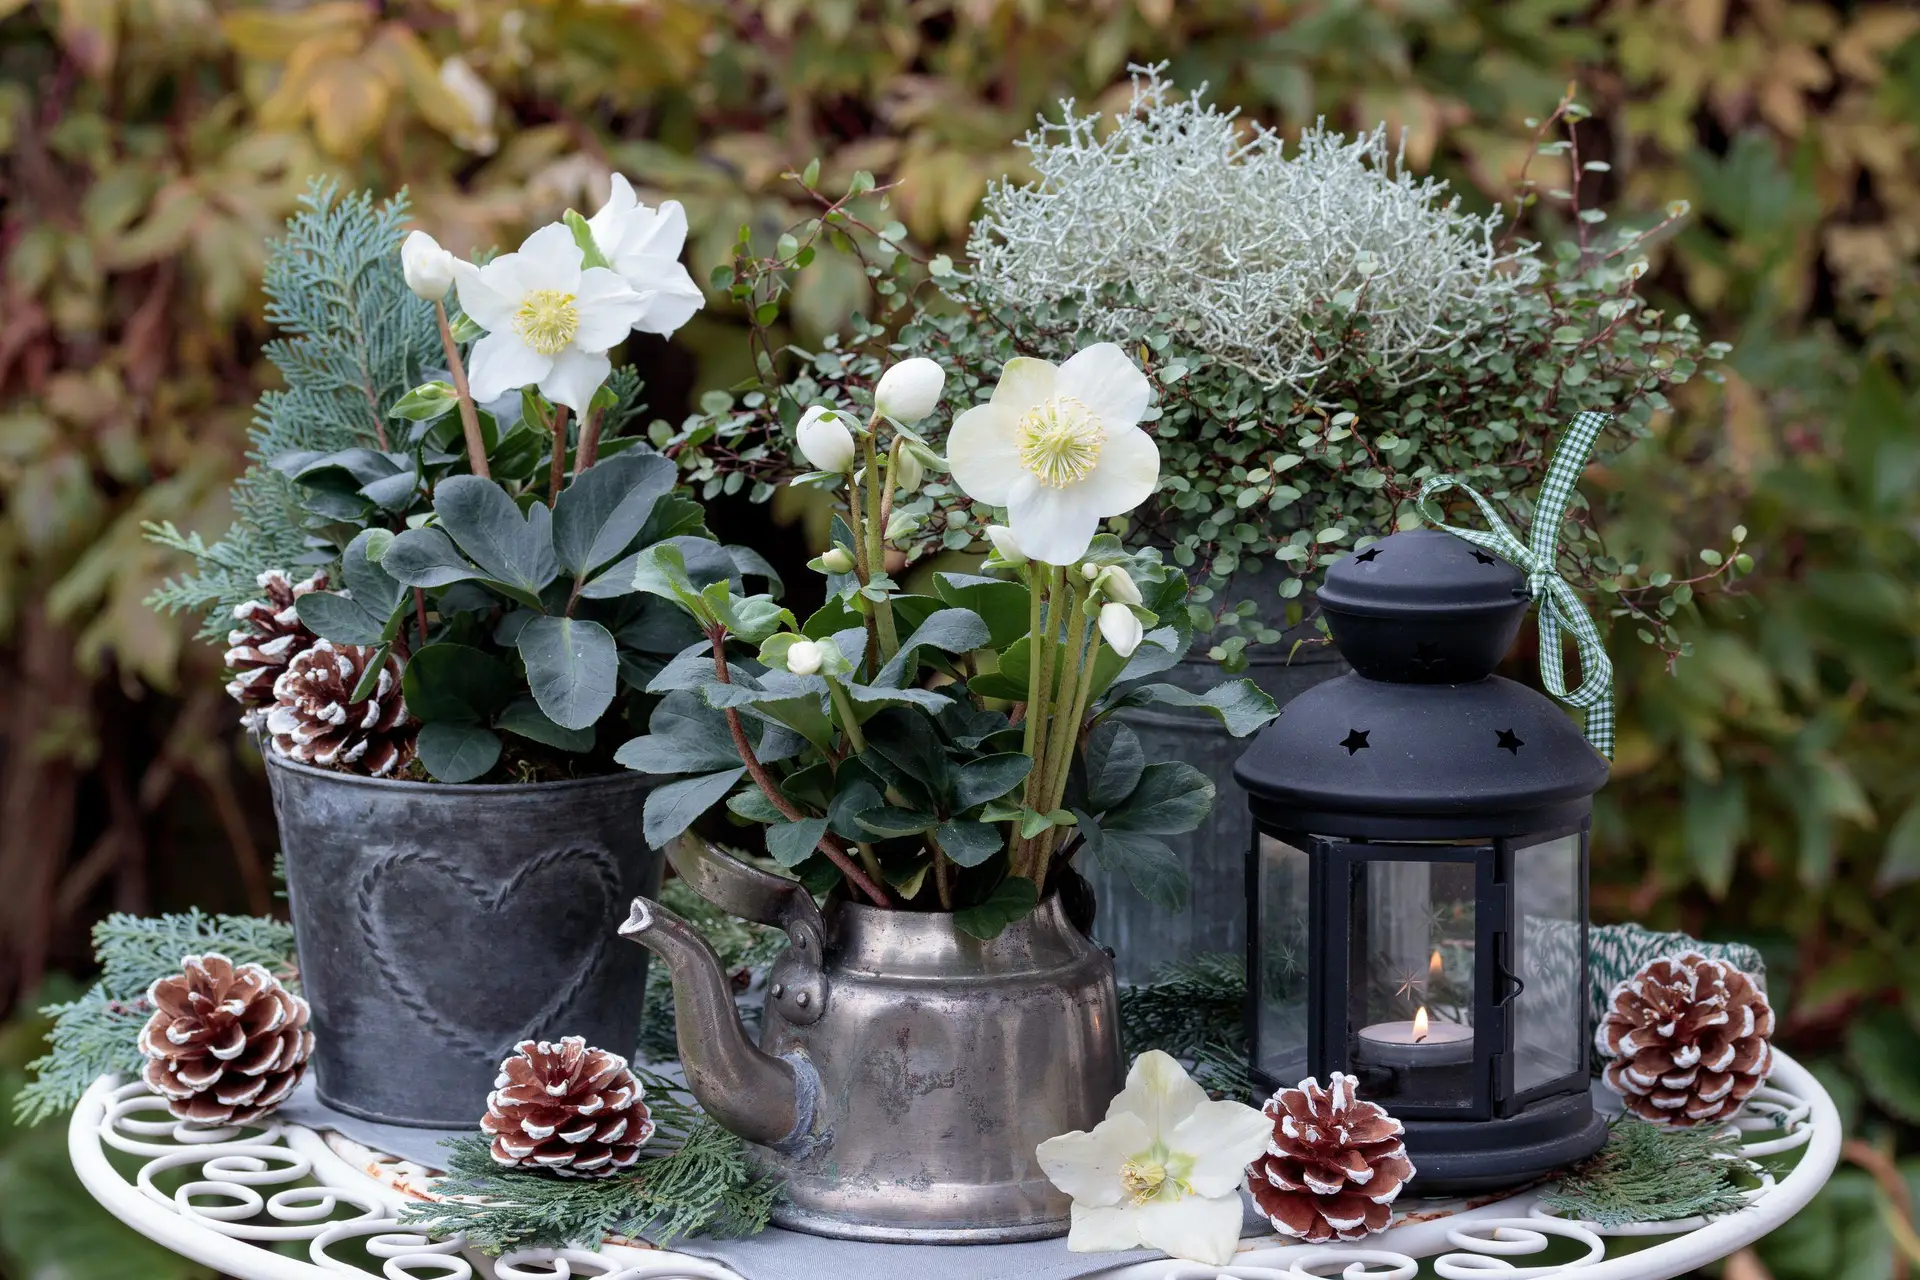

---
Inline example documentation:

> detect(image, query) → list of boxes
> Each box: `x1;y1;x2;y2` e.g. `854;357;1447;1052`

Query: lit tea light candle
1357;1005;1473;1068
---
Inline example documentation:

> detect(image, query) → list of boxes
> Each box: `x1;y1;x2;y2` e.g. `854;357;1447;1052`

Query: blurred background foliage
0;0;1916;1275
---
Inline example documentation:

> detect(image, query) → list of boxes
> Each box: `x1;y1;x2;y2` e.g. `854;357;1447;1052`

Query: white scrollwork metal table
70;1049;1839;1280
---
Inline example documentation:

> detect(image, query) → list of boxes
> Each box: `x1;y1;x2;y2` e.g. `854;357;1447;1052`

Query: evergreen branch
1118;951;1250;1098
1537;1116;1751;1227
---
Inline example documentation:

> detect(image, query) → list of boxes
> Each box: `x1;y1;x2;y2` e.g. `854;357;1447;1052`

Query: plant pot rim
262;750;651;797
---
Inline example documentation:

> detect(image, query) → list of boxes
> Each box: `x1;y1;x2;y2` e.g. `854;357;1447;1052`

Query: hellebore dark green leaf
726;543;784;596
642;767;747;848
1102;679;1279;737
552;451;677;578
1104;761;1216;835
766;817;830;868
826;774;887;843
954;876;1040;940
617;690;744;774
498;697;595;752
726;786;785;824
934;820;1004;868
360;468;420;511
1077;813;1188;911
855;806;937;838
1845;1007;1920;1124
434;474;559;593
341;528;406;616
415;721;502;783
933;573;1032;649
295;590;387;646
382;527;484;589
950;753;1033;812
876;607;991;688
859;708;949;808
402;643;516;723
1078;721;1146;812
517;616;619;730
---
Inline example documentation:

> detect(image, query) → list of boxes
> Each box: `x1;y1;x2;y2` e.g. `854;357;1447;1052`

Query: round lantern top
1235;529;1609;839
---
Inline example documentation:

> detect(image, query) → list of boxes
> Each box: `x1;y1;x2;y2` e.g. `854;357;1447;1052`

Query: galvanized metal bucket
264;755;663;1128
1090;611;1347;986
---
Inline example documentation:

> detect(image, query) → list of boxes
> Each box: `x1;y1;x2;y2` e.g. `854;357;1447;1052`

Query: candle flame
1412;1006;1430;1042
1429;949;1444;978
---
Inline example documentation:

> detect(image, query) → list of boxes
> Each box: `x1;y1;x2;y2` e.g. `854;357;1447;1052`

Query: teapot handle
664;834;826;948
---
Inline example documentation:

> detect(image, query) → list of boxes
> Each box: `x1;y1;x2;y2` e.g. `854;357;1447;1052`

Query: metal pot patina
1090;593;1346;986
623;838;1123;1244
265;755;663;1128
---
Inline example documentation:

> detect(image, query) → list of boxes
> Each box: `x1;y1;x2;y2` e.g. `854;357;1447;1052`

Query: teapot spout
619;897;818;1153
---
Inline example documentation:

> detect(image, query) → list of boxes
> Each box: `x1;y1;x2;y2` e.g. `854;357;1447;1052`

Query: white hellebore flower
874;357;946;424
586;174;706;338
401;230;457;302
948;342;1158;565
1098;602;1145;659
795;406;857;474
785;639;825;676
452;223;646;414
1096;565;1144;606
984;525;1028;566
1037;1050;1270;1265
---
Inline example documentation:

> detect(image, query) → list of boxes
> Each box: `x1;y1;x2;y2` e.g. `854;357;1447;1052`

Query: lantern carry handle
1413;410;1616;760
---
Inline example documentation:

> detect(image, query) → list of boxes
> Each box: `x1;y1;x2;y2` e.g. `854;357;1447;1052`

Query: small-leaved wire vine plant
654;68;1751;672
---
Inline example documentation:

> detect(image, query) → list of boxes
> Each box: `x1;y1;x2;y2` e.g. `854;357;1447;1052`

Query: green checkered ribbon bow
1414;410;1615;760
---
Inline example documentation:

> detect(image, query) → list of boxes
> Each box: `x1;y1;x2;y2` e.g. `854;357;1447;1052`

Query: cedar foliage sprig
400;1067;780;1252
1537;1116;1752;1227
144;181;438;639
1117;952;1253;1100
14;911;299;1124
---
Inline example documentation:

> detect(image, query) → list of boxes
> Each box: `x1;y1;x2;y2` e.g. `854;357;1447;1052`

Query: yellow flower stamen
1120;1157;1169;1206
1017;396;1105;488
514;289;580;356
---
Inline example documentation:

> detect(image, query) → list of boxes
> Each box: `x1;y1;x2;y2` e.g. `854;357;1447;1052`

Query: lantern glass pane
1350;857;1478;1108
1513;833;1584;1094
1255;833;1311;1086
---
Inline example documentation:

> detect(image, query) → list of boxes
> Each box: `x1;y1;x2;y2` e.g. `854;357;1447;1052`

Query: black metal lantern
1233;528;1611;1193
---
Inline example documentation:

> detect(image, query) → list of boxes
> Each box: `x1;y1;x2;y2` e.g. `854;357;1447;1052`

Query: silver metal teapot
619;837;1123;1243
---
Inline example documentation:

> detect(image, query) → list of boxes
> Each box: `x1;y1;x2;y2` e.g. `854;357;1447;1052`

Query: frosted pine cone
266;639;415;777
1247;1073;1415;1243
481;1037;656;1177
225;570;327;729
138;953;313;1126
1597;952;1774;1126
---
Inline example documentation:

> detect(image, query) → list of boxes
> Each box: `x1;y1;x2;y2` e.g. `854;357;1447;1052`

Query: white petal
454;258;520;332
629;259;706;336
1055;341;1150;429
587;174;639;256
467;329;551;403
611;198;691;265
946;402;1026;504
875;357;946;424
539;346;612;415
572;268;644;351
516;221;585;291
1170;1100;1273;1198
1079;424;1160;517
1098;602;1144;658
1107;1049;1209;1143
991;356;1057;411
1006;481;1102;566
1066;1202;1145;1254
1136;1192;1247;1266
1036;1110;1152;1207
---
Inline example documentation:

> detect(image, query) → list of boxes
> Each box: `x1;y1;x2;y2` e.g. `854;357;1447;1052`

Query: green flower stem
861;412;899;662
855;840;885;884
546;404;570;505
1037;583;1092;847
1039;620;1105;884
825;676;867;754
433;301;488;479
1020;566;1064;880
1020;563;1044;764
841;464;881;677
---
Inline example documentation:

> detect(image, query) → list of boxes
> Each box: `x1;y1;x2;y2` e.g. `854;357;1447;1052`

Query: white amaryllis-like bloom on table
1037;1050;1270;1265
1098;602;1144;658
795;406;857;474
453;223;647;414
948;342;1158;565
586;175;706;338
401;230;457;302
874;356;946;424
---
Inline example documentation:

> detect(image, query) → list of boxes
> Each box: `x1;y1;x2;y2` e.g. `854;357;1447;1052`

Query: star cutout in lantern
1340;728;1371;755
1495;728;1524;754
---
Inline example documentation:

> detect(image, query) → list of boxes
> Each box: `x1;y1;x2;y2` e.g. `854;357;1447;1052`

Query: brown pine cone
481;1037;656;1178
138;954;314;1126
266;639;416;777
225;570;328;729
1597;951;1774;1126
1247;1073;1415;1243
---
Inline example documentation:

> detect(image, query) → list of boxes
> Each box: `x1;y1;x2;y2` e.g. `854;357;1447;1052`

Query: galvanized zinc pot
1090;577;1346;985
623;838;1123;1244
264;754;663;1128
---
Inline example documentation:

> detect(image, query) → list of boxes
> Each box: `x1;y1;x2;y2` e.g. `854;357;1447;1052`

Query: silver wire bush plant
661;72;1749;670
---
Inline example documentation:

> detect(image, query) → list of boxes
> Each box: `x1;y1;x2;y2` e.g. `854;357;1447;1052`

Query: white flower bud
786;639;825;676
1081;562;1100;580
795;406;856;474
820;547;855;574
401;230;457;302
1098;602;1144;658
1095;565;1143;606
892;447;925;494
984;525;1028;566
873;357;946;424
